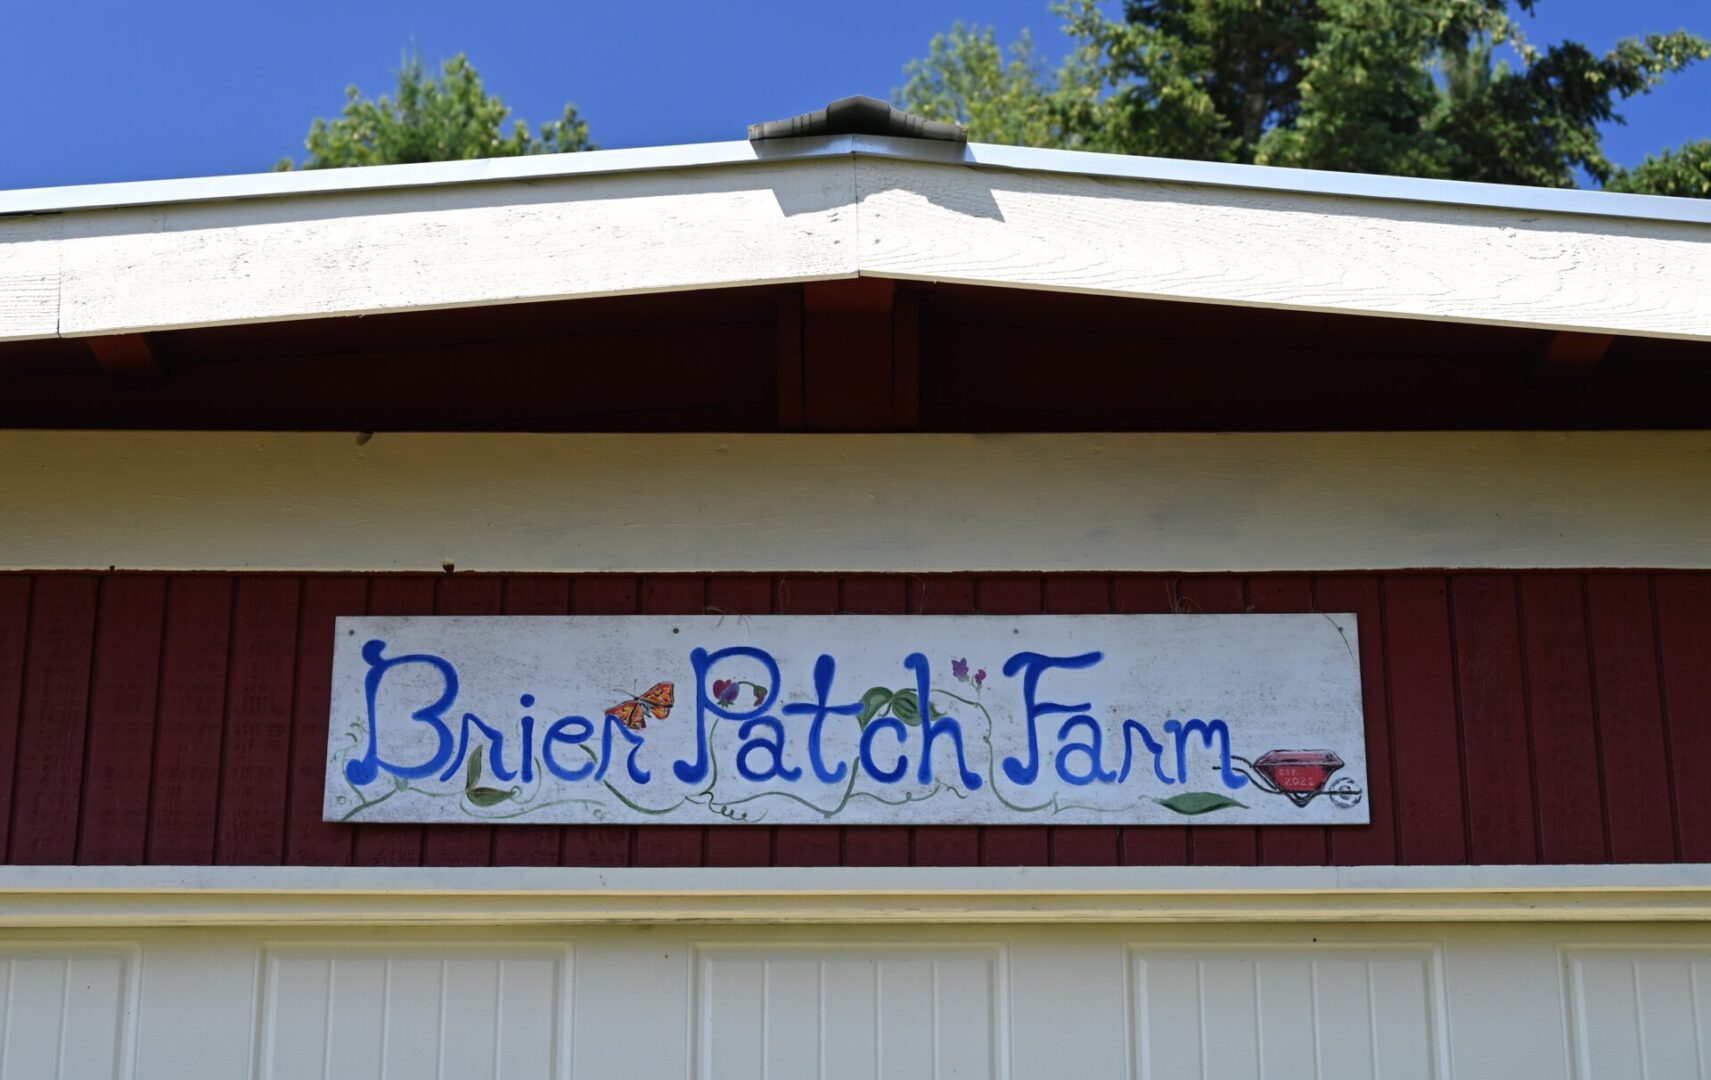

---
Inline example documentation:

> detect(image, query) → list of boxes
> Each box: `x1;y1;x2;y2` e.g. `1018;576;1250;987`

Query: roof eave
3;133;1708;228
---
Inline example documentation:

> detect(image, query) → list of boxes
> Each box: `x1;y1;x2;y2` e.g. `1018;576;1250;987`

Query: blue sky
4;0;1707;190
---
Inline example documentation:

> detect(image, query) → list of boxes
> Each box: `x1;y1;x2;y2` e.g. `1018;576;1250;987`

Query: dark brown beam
1534;331;1613;382
891;288;921;430
774;289;804;431
87;333;162;385
802;278;896;431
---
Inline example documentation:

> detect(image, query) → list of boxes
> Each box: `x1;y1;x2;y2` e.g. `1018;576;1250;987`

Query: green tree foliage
898;0;1711;196
1607;140;1711;197
278;52;592;170
900;24;1105;149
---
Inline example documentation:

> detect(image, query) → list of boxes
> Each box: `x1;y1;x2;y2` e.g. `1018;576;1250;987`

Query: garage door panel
1131;945;1444;1080
823;958;879;1080
1256;959;1317;1076
8;924;1711;1079
1567;949;1711;1080
259;946;569;1080
325;956;386;1080
1201;958;1260;1076
696;946;1003;1080
0;948;133;1080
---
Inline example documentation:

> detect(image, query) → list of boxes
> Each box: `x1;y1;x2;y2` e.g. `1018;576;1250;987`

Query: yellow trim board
3;865;1711;927
2;430;1707;572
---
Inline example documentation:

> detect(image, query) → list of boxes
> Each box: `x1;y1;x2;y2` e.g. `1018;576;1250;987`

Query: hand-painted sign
324;615;1367;826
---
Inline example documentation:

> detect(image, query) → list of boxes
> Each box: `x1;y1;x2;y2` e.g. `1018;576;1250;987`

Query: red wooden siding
0;570;1704;869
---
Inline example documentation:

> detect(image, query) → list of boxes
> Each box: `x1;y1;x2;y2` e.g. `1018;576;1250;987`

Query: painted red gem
1253;750;1345;807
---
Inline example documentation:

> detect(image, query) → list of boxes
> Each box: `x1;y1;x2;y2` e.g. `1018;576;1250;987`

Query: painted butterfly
606;682;675;731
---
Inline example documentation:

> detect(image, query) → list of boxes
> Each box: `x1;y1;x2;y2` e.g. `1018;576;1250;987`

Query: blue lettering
1054;715;1117;785
675;646;781;785
346;639;458;785
436;711;517;783
736;717;801;782
1164;718;1248;790
999;650;1103;785
859;715;910;783
518;695;536;783
597;714;651;784
780;655;861;783
1116;720;1172;784
542;716;595;782
905;652;982;790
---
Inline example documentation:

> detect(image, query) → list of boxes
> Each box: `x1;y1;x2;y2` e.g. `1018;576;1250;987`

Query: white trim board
2;430;1706;573
4;144;1709;342
8;135;1709;226
4;864;1711;927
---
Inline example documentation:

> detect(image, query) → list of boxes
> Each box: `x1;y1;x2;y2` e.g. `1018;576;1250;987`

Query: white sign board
324;615;1367;826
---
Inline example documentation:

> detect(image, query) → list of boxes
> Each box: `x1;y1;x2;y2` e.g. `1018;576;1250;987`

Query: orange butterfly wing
607;700;648;731
606;682;673;729
636;681;674;719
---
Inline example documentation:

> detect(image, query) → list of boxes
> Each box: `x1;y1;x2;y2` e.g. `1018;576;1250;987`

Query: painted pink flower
974;669;986;687
712;678;739;706
951;657;969;681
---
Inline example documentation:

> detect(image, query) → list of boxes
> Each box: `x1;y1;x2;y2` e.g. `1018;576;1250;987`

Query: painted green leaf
890;689;922;725
467;786;515;807
1155;791;1248;816
857;687;893;729
466;751;483;790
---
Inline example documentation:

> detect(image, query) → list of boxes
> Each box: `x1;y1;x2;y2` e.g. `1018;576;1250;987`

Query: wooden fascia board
5;154;1710;343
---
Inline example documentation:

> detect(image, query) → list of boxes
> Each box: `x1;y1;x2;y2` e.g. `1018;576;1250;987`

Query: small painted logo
1238;750;1363;809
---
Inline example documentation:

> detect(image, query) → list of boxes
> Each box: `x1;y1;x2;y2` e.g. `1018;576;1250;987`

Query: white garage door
2;923;1708;1080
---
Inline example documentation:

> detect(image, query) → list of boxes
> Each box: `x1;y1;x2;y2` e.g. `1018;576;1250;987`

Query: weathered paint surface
6;430;1709;573
324;615;1368;827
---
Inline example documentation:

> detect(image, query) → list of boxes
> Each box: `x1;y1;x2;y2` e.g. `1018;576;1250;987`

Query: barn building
1;98;1709;1077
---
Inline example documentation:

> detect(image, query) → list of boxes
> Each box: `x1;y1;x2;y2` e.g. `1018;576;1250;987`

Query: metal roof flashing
2;132;1708;228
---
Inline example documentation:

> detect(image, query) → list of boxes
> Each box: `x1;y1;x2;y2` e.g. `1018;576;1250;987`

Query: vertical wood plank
1450;575;1537;864
1384;575;1468;865
77;576;166;864
802;279;895;431
705;576;774;868
0;577;29;863
1113;574;1189;866
977;575;1048;866
1247;575;1328;866
1041;575;1118;866
908;575;980;867
8;576;98;863
774;288;804;431
493;576;571;867
892;289;922;430
285;575;366;865
146;576;234;865
635;576;706;867
774;575;843;867
1586;574;1676;862
1173;575;1258;866
840;576;912;866
1656;574;1711;861
1317;575;1399;865
351;576;434;867
1517;575;1606;863
419;576;503;867
561;576;637;867
215;576;301;864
